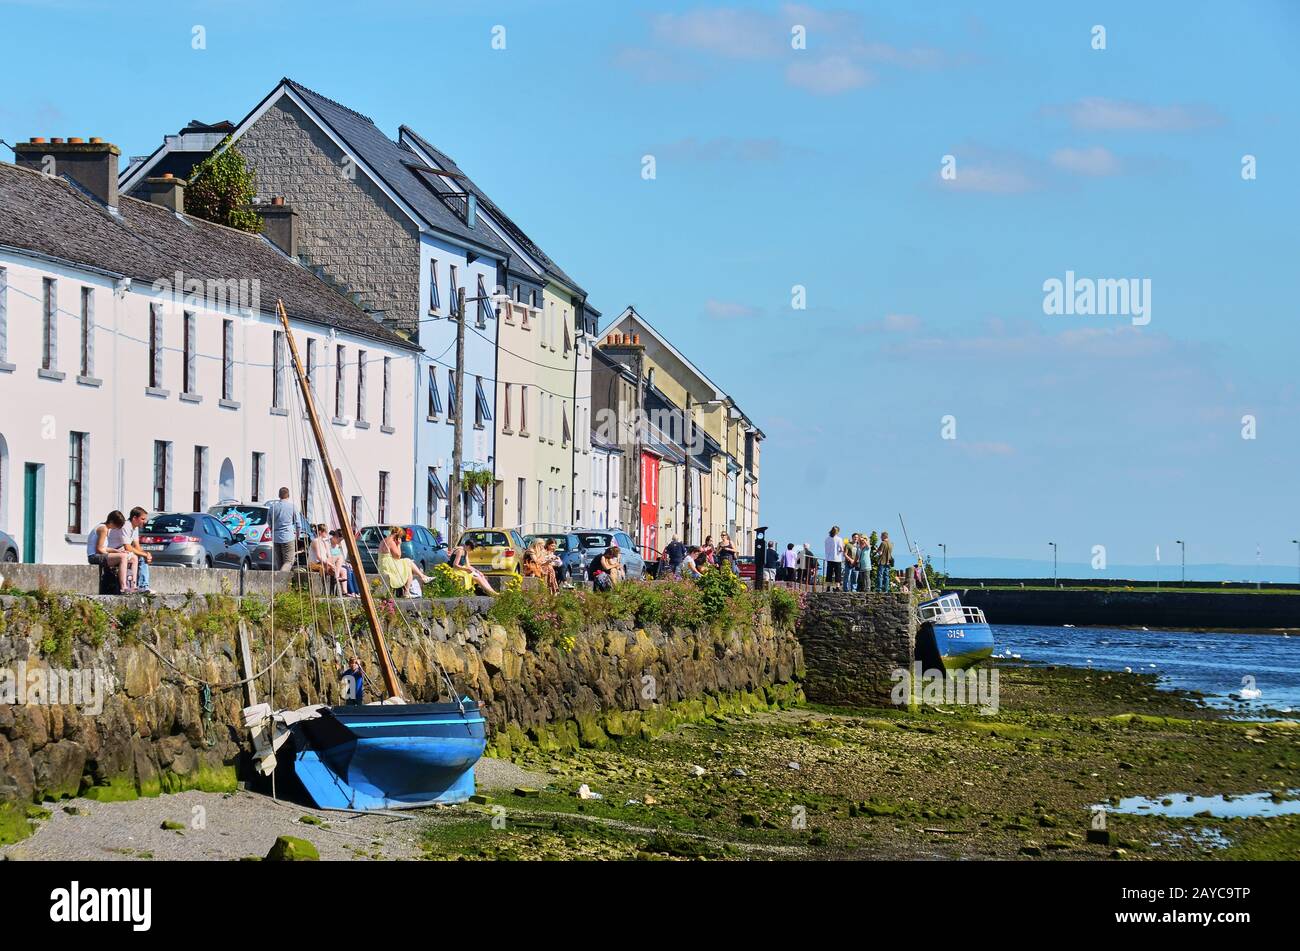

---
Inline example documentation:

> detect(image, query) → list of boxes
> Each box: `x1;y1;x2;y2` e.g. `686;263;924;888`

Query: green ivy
186;137;263;234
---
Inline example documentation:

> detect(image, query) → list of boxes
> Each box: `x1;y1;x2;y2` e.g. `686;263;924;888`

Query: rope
139;633;303;690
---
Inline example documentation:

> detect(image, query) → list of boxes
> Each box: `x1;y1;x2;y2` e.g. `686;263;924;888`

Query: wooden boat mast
276;300;402;700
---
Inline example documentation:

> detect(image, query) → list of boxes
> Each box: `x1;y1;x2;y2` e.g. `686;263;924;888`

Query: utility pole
683;392;693;545
1176;539;1185;585
1049;541;1057;587
448;285;467;546
1293;539;1299;586
938;542;947;577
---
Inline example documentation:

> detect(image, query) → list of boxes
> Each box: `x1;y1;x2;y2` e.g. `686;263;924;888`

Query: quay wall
958;588;1300;630
794;593;916;707
0;591;803;814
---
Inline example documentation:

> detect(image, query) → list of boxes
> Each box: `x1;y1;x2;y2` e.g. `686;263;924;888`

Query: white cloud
786;55;872;95
1050;146;1122;176
1045;97;1225;132
650;9;784;60
705;299;760;320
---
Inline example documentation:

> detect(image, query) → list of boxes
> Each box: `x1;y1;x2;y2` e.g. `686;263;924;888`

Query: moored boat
917;592;995;671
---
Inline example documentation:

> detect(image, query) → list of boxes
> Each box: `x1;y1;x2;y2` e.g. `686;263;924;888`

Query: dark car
574;529;646;580
140;512;254;569
524;532;586;581
0;529;18;563
209;502;312;570
356;524;447;575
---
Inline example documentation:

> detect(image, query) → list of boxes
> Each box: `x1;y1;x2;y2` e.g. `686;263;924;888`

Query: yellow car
457;527;528;577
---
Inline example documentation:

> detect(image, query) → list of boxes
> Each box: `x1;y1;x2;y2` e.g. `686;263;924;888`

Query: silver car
139;512;254;569
0;529;18;563
208;502;311;570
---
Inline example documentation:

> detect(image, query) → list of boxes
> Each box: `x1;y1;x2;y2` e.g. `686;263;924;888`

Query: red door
640;450;659;555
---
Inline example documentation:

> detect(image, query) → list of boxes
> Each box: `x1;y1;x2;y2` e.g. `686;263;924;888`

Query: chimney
257;197;298;258
141;173;186;214
15;136;120;208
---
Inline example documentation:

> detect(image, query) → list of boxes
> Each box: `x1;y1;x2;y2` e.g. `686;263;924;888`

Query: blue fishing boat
243;301;488;812
917;592;995;671
290;700;487;810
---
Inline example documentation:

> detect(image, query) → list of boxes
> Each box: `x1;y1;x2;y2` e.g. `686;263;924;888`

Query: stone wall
0;593;802;813
960;588;1300;630
795;593;915;707
238;97;421;334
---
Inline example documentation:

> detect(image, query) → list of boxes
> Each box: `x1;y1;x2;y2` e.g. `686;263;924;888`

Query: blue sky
4;0;1298;575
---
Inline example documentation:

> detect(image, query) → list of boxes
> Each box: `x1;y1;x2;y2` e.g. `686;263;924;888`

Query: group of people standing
768;527;922;593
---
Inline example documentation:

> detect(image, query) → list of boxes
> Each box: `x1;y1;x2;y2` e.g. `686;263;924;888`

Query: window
0;266;8;364
427;365;443;419
449;265;460;317
67;432;86;533
447;369;457;424
272;330;285;409
378;471;390;524
382;356;392;428
517;477;526;526
502;383;512;432
306;338;316;397
427;467;447;528
350;496;362;528
79;287;93;377
476;274;491;327
42;278;56;371
182;311;197;395
193;446;207;512
153;440;170;511
520;385;529;435
562;402;571;448
563;311;572;357
251;452;264;502
300;459;313;521
429;258;440;313
540;300;548;349
222;320;234;400
356;349;367;421
474;376;491;429
334;344;345;418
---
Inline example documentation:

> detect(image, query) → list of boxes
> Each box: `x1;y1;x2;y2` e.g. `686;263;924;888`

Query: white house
0;143;418;564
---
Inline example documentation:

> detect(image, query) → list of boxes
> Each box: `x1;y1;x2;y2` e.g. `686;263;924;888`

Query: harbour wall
957;588;1300;630
0;592;803;815
794;593;917;707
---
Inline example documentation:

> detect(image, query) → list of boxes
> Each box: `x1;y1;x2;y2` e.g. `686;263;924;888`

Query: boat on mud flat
917;592;995;671
291;700;487;810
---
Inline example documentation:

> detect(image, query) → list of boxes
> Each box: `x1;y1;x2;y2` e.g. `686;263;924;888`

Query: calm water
992;624;1300;716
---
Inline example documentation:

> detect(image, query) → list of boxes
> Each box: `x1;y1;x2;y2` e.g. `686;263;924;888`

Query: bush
696;565;745;624
425;564;472;599
768;587;801;629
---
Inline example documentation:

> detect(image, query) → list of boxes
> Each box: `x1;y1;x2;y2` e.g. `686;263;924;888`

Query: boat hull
919;621;995;671
290;700;487;811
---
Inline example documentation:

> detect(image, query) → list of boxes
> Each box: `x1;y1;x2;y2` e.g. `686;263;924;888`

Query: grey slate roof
0;161;416;350
279;79;512;263
399;124;587;297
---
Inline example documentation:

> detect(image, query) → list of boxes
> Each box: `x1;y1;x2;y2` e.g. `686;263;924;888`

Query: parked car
209;502;311;570
573;529;646;580
356;524;447;575
0;529;18;563
523;532;586;581
456;527;527;577
140;512;255;569
736;556;756;581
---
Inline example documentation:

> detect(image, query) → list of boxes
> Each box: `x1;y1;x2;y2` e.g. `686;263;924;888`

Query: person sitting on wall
308;523;348;593
378;525;433;596
523;539;559;594
87;510;137;594
589;545;624;591
448;539;497;597
329;529;361;597
543;538;572;587
677;546;705;580
122;507;152;591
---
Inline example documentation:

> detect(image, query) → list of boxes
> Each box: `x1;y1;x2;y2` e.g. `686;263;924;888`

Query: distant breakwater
958;588;1300;630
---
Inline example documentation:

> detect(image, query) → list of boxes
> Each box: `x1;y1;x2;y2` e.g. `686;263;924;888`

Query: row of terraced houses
0;79;762;567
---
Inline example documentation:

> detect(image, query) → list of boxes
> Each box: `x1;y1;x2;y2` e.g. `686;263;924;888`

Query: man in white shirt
122;506;152;591
824;526;844;586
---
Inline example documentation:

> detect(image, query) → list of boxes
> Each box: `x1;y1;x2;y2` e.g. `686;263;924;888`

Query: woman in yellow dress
377;526;432;594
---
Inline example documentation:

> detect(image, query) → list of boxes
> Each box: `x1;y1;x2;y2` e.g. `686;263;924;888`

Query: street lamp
1176;539;1185;585
1049;542;1057;587
938;542;947;577
1293;540;1299;586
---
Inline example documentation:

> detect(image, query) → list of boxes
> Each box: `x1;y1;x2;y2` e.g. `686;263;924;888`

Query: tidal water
992;624;1300;717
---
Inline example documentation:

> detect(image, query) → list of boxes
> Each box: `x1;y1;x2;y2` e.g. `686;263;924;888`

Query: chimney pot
271;196;285;207
51;138;65;144
89;137;104;144
162;172;174;179
633;334;641;345
67;137;84;144
30;137;46;144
